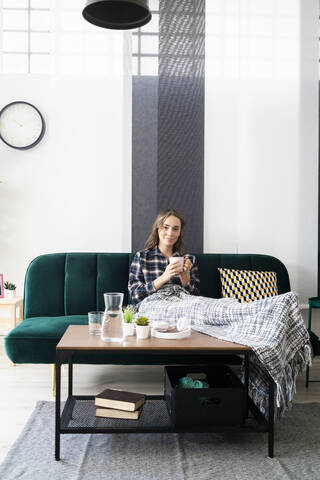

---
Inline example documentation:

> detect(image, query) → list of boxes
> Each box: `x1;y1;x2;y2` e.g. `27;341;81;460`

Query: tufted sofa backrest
24;252;290;318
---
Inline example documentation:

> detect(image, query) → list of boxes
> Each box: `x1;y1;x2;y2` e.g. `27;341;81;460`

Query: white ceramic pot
136;325;150;339
5;290;16;298
123;322;135;337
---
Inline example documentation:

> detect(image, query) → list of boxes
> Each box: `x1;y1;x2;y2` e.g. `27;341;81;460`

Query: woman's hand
182;256;193;273
162;262;183;283
180;256;193;286
153;262;183;291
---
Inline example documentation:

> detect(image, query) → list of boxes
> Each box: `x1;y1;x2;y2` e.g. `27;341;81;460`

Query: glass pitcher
101;292;124;342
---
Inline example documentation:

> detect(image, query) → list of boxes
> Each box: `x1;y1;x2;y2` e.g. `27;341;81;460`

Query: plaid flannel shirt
128;247;200;306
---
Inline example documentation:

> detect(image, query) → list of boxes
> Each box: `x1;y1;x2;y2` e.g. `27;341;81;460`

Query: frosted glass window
206;15;222;35
205;57;222;77
206;0;224;15
251;38;273;57
60;55;83;74
206;36;222;57
132;35;138;54
246;1;273;15
225;16;239;36
3;0;28;7
278;39;299;60
113;56;125;75
239;37;250;57
3;53;28;73
60;33;82;54
132;0;158;76
30;11;51;31
224;0;239;14
3;32;28;52
31;0;51;7
141;13;159;33
223;58;239;78
225;37;238;57
206;1;301;80
149;0;159;10
30;54;52;73
107;35;125;56
140;35;158;54
276;60;297;78
83;22;100;34
2;11;28;30
30;33;52;52
278;0;299;15
277;18;299;37
85;34;109;54
1;3;130;75
249;17;273;36
58;0;79;9
61;12;83;32
85;56;109;74
140;56;158;75
244;60;272;78
132;56;138;75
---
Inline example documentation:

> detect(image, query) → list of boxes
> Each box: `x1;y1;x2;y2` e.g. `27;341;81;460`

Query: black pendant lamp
82;0;152;30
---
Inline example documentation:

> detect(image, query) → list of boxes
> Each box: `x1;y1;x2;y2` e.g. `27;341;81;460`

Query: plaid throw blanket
138;286;312;418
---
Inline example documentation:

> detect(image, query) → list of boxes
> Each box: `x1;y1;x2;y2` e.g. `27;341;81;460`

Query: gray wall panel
158;0;205;253
132;76;158;252
132;0;205;254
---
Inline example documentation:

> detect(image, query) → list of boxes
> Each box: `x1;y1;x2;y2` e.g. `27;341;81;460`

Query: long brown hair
144;209;185;255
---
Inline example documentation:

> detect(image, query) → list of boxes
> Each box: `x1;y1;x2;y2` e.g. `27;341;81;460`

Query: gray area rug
1;401;320;480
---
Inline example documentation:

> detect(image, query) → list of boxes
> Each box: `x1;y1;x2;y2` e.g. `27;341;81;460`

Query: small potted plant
123;305;136;336
4;281;16;298
135;316;150;339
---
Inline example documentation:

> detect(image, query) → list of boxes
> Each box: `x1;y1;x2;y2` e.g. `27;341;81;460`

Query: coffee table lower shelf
59;395;269;435
55;327;274;460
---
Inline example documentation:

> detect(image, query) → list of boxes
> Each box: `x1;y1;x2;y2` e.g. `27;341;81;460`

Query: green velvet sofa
4;252;290;367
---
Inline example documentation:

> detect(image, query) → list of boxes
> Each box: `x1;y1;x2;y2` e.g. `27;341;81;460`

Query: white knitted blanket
138;286;312;418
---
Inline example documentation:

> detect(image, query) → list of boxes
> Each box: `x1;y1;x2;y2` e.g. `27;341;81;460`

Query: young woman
128;210;310;420
128;208;200;306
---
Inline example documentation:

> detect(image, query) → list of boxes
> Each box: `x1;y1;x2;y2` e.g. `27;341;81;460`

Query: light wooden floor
1;337;320;464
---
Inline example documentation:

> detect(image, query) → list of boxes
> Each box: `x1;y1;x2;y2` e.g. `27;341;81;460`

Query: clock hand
10;119;23;127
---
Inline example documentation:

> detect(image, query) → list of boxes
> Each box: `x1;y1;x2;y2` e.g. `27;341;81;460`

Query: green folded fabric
178;377;210;389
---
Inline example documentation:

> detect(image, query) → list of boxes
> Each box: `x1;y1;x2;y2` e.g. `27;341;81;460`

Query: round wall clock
0;101;45;150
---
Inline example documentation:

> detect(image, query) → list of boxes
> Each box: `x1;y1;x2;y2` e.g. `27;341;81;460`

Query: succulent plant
135;316;149;326
123;305;136;323
4;281;16;291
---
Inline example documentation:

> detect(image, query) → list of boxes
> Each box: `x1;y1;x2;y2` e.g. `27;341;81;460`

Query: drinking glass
101;292;124;342
88;311;103;335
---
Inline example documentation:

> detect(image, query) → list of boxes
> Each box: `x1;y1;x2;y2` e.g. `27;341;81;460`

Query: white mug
177;317;191;332
169;256;184;273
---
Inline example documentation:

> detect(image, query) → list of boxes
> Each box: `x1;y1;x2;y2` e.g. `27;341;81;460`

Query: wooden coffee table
55;325;275;460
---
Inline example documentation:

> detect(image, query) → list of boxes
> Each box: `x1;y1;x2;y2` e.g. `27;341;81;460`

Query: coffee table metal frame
55;329;275;461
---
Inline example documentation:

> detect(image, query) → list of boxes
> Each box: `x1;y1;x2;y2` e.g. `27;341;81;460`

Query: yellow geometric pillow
218;268;278;303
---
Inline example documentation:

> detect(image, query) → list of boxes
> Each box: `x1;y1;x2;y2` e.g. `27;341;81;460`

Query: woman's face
158;215;181;250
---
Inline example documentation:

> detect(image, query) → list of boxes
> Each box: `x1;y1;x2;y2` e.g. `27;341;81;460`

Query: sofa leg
52;364;56;397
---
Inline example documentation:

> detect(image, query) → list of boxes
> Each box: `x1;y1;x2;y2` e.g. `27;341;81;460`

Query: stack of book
94;388;146;420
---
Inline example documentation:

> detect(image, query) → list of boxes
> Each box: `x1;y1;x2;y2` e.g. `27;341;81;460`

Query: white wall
0;72;132;297
0;0;319;309
204;0;319;305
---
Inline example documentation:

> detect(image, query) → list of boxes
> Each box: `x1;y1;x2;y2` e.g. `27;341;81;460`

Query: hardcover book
94;388;146;411
95;406;141;420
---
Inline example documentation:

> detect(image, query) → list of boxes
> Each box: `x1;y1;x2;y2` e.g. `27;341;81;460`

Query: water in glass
101;292;124;342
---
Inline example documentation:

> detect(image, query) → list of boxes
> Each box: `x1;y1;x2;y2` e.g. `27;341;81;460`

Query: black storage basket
164;365;244;427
